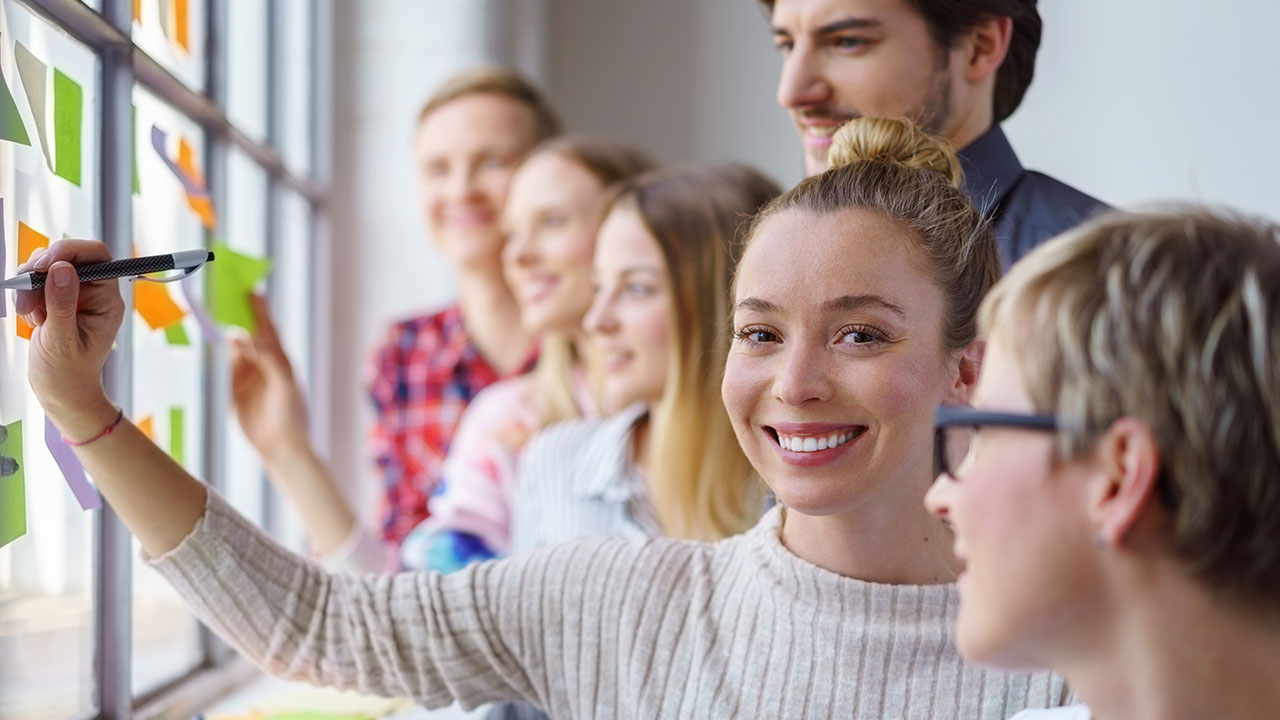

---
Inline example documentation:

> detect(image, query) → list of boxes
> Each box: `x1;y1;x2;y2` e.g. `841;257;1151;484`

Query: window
0;0;331;716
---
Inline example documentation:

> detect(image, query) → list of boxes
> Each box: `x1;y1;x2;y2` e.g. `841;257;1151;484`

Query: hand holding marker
2;249;214;290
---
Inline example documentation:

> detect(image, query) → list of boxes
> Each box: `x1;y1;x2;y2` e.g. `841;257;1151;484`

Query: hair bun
827;117;964;188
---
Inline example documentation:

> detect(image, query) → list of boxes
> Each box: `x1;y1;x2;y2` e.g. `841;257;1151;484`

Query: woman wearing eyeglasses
16;118;1072;718
927;208;1280;720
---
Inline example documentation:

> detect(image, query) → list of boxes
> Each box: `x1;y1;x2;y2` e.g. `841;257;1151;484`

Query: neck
1059;563;1280;720
945;104;994;155
455;264;533;376
779;460;959;584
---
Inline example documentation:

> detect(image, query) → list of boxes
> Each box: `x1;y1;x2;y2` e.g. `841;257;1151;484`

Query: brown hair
980;208;1280;605
605;165;783;541
524;137;657;427
745;117;999;355
759;0;1041;123
416;66;561;142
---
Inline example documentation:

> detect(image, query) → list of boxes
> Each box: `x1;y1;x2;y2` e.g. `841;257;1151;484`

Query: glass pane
277;0;313;175
132;0;206;92
225;0;267;142
270;188;313;553
222;147;267;526
130;88;206;696
0;1;101;717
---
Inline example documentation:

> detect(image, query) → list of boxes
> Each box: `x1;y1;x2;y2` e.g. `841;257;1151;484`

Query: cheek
476;169;515;207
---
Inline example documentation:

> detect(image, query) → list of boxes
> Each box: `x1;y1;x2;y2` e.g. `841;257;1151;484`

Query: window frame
13;0;333;716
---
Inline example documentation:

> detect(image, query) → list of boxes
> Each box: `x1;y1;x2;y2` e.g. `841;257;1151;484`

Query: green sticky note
132;104;141;195
164;322;190;345
168;407;185;466
53;69;83;186
209;243;271;331
0;41;31;146
0;420;27;549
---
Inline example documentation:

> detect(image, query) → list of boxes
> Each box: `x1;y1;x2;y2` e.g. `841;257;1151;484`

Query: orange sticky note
137;415;154;440
176;137;216;229
133;0;141;22
174;0;190;52
134;281;186;329
16;223;49;340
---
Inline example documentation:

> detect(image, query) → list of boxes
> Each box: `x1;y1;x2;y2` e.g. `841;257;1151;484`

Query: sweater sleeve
146;487;596;711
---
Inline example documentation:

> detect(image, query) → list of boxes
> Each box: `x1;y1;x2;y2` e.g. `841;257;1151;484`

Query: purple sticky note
181;274;220;344
44;415;102;510
150;124;210;200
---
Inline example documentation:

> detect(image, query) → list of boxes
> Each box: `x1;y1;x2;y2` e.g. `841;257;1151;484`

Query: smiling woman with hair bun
18;117;1073;719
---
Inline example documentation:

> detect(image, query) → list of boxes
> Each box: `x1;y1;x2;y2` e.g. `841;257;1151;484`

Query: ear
943;340;984;405
959;15;1013;83
1088;417;1164;547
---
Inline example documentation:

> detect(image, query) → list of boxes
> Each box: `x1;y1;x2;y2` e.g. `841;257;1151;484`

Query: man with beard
766;0;1105;267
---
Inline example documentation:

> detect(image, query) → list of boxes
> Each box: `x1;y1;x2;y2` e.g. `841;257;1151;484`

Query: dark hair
760;0;1041;123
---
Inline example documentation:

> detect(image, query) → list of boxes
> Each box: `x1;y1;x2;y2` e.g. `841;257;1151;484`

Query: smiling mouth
764;425;867;453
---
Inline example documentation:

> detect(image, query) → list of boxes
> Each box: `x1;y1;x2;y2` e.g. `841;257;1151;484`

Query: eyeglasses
933;405;1058;479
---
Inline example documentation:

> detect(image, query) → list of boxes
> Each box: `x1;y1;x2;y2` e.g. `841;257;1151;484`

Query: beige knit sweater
150;489;1070;718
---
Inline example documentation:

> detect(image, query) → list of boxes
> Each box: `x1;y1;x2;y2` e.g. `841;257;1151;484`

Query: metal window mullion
199;0;232;667
260;0;282;537
308;0;334;456
94;1;134;717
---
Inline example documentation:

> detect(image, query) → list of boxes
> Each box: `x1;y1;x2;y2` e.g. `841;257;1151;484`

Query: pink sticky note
45;416;101;510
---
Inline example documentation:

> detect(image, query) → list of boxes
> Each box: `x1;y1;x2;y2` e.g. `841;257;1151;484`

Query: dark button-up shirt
959;125;1108;269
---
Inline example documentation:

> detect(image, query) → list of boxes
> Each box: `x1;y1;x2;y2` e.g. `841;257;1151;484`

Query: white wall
1005;0;1280;220
328;0;545;519
327;0;1280;509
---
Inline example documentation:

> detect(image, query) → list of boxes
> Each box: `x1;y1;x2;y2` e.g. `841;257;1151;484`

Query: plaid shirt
367;305;515;545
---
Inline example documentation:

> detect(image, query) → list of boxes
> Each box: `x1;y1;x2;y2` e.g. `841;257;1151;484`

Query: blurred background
0;0;1277;718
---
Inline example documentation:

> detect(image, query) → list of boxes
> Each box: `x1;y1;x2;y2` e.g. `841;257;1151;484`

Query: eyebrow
734;294;906;316
771;17;883;36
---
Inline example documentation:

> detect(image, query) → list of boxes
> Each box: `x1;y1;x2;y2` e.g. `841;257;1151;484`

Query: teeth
779;430;858;453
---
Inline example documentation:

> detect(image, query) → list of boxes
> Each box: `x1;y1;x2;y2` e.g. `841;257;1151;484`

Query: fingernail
53;264;74;287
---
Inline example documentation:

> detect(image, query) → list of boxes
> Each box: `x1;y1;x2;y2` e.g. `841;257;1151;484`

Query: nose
772;344;834;406
502;227;538;270
444;161;480;203
924;473;955;521
583;288;619;336
776;42;831;111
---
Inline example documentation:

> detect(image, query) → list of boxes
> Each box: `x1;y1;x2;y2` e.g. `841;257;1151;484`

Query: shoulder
378;305;463;351
1009;170;1110;234
1008;705;1092;720
523;405;644;466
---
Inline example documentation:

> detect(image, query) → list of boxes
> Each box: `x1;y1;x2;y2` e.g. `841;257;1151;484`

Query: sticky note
151;125;217;229
137;415;154;440
0;34;32;147
133;0;141;22
0;200;7;318
14;42;50;166
164;322;190;345
134;280;186;329
44;416;101;510
209;243;271;331
16;222;50;340
0;420;26;548
174;0;191;52
169;407;185;466
181;274;220;343
132;104;140;195
52;70;82;186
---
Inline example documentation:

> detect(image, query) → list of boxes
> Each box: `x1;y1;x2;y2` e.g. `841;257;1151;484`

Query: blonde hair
523;137;656;427
745;117;998;355
417;66;561;142
980;207;1280;605
606;165;782;541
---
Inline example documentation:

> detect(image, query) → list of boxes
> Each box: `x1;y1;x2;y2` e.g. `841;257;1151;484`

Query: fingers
38;262;83;355
15;239;115;318
250;294;286;356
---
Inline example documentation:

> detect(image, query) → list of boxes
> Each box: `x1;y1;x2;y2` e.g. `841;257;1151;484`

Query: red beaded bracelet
63;407;125;447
